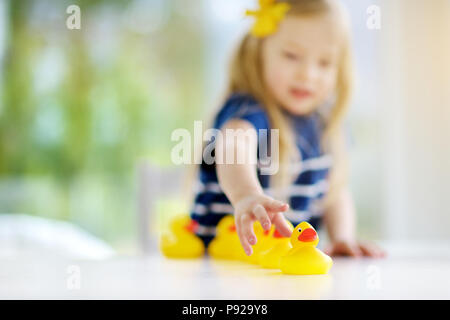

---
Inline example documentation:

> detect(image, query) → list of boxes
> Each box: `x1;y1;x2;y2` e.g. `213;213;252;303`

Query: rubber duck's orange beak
228;224;236;232
298;228;317;242
273;229;283;238
184;220;199;233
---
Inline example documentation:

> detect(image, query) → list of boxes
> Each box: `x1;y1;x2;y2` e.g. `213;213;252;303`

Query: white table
1;241;450;299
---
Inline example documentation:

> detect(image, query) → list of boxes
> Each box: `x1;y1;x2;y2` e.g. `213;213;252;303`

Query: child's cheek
312;68;334;100
271;65;291;94
265;66;283;95
320;72;338;101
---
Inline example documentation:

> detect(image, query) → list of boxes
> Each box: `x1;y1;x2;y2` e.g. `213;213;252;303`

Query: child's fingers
272;212;293;237
344;243;362;257
359;244;376;257
236;214;256;256
327;242;359;257
236;221;252;256
359;242;386;258
252;204;271;230
264;199;289;213
240;214;257;246
238;232;252;256
372;243;386;257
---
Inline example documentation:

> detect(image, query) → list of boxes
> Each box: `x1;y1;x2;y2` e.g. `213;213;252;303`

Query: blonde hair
226;0;354;207
185;0;353;205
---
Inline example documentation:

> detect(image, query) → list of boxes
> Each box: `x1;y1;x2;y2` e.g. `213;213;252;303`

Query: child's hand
324;240;386;258
233;193;291;256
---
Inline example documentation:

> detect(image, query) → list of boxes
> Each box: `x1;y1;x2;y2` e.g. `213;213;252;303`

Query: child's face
262;14;341;116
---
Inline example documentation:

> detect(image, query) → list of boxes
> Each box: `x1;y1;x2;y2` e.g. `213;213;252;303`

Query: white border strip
192;203;234;216
196;225;217;236
194;179;328;199
289;155;333;175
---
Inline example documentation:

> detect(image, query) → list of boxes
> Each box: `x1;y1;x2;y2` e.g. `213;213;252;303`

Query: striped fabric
190;93;331;246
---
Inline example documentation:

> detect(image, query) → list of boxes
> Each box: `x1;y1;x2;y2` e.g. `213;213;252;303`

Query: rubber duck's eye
297;228;302;233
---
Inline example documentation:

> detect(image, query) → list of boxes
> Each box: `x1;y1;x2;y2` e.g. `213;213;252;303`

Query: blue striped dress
190;93;332;247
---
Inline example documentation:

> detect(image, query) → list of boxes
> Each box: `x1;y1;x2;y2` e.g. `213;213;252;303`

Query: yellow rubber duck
208;215;247;261
280;221;333;275
240;222;277;264
259;228;293;269
160;215;205;259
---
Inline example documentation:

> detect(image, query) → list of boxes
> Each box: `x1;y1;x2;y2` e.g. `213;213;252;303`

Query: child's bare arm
324;187;357;243
324;187;385;258
216;119;292;255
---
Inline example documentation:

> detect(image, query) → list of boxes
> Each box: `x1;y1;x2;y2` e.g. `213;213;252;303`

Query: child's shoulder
219;92;265;118
213;92;270;131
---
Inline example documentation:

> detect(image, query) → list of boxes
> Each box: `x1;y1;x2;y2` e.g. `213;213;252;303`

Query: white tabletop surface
1;241;450;299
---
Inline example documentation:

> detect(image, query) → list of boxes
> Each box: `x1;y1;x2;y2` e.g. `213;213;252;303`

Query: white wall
379;0;450;240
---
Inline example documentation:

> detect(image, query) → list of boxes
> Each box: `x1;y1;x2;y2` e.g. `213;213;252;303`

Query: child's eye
319;59;331;68
283;51;298;61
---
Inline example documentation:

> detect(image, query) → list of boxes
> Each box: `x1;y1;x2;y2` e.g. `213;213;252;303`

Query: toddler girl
190;0;384;258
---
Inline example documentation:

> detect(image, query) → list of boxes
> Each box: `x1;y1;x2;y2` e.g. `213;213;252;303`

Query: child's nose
296;63;319;82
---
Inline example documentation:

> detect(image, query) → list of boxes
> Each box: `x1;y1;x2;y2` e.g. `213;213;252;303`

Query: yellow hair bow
245;0;291;38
